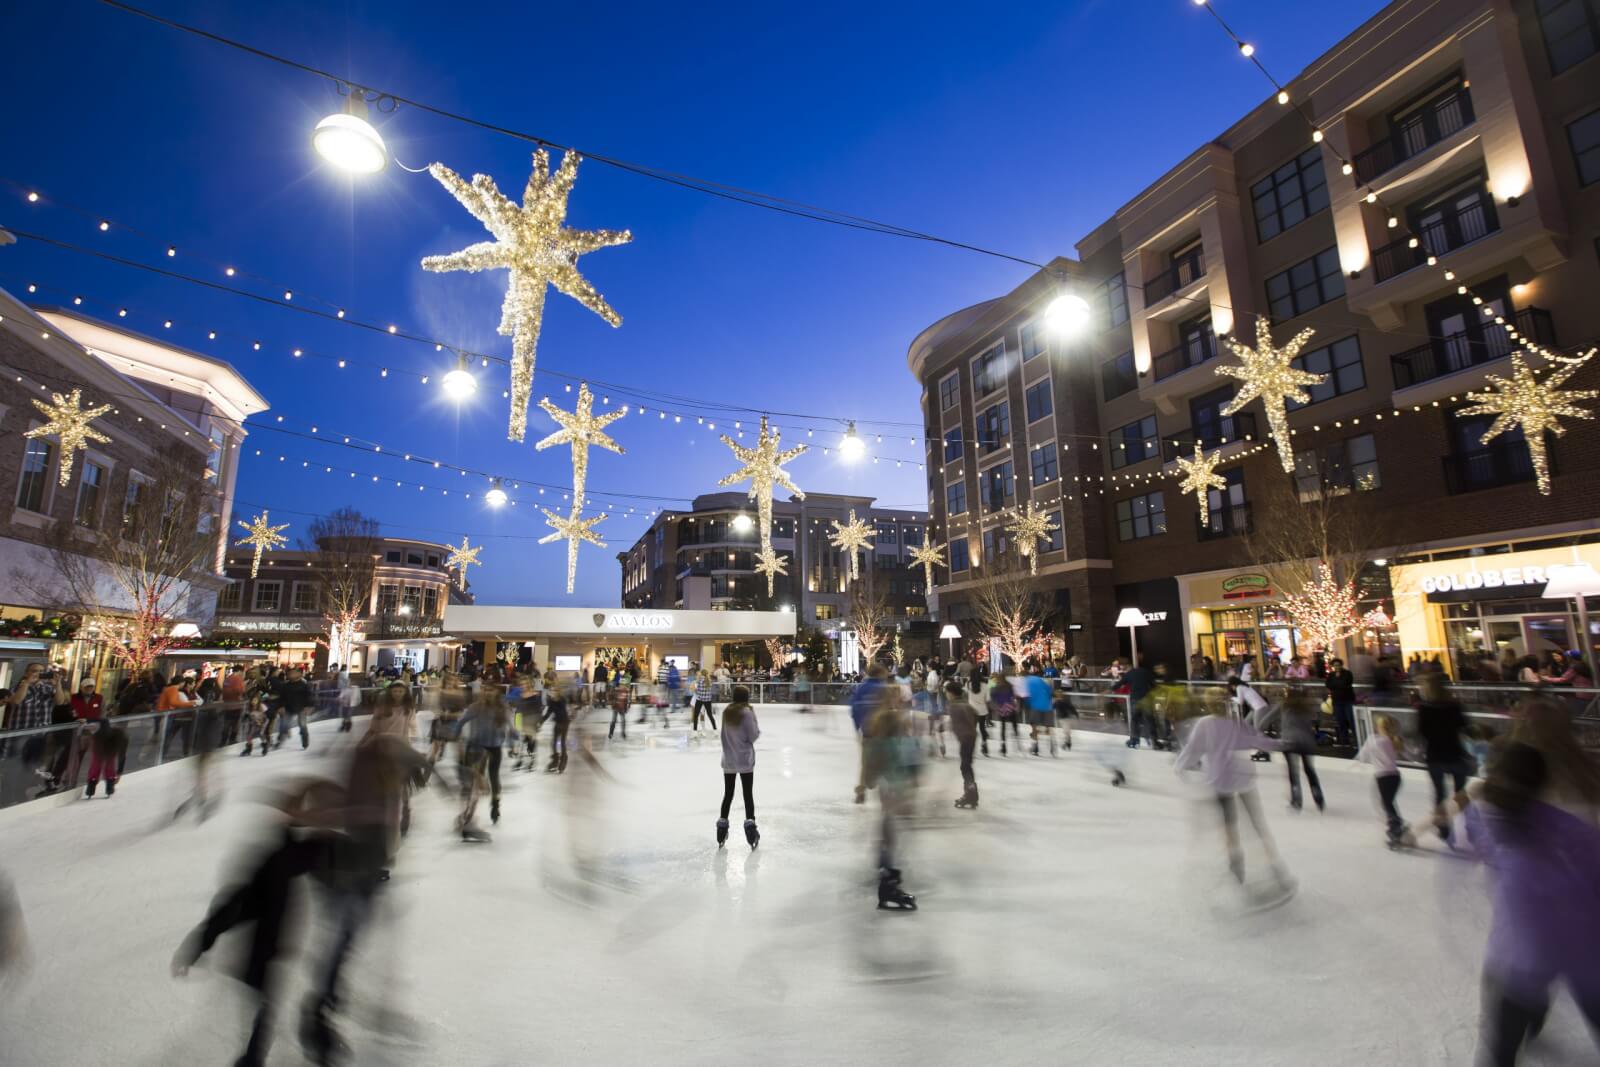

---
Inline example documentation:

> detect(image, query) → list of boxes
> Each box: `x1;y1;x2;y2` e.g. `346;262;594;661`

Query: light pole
1115;607;1149;667
940;623;961;661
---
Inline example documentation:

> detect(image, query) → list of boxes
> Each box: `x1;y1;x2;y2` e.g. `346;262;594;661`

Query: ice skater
1249;688;1324;812
715;686;760;848
544;679;572;773
1357;713;1412;848
987;673;1019;756
946;680;979;809
456;686;509;841
691;669;717;733
861;688;916;909
1417;672;1473;844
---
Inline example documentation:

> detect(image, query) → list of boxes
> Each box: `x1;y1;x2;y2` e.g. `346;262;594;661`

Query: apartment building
0;294;264;689
909;0;1600;676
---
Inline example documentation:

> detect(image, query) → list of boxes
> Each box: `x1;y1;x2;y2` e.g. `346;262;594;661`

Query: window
122;473;149;530
218;582;242;611
982;526;1011;563
1568;107;1600;186
1043;511;1063;553
1410;173;1497;257
427;554;440;567
205;426;225;483
1251;147;1329;241
946;481;968;516
1295;434;1382;498
1020;322;1046;361
904;525;924;547
815;604;837;621
1189;385;1238;446
291;582;318;613
1102;351;1137;400
1204;469;1248;535
1537;0;1600;74
253;581;282;613
385;550;401;563
949;538;970;572
938;372;960;410
406;551;423;566
943;428;963;462
378;584;399;615
424;587;440;617
1289;336;1365;408
1029;442;1059;485
16;439;54;512
973;344;1007;396
1265;247;1344;319
982;462;1015;511
1102;273;1129;327
875;524;898;545
977;402;1010;454
1024;379;1053;423
1109;415;1158;469
75;461;104;527
1116;492;1167;541
402;586;422;613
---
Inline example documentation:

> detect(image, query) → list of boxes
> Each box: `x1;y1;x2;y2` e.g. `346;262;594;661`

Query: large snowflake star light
828;509;875;582
1006;501;1059;575
539;505;609;595
444;536;484;587
754;545;788;596
717;416;806;556
1216;316;1323;473
1175;443;1229;526
235;510;290;578
909;539;946;589
27;388;112;486
422;149;631;442
535;382;625;509
1457;349;1597;495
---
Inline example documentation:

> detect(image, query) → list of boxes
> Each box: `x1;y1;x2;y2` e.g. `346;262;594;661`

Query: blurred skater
544;679;571;773
1250;687;1324;812
987;673;1019;756
947;680;979;808
715;686;760;849
1357;713;1413;847
860;687;916;910
456;686;509;840
1417;672;1473;844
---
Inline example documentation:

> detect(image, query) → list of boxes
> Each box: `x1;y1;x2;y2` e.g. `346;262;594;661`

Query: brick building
909;0;1600;676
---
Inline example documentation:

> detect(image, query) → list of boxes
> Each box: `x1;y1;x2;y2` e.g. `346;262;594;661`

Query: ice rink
0;706;1592;1066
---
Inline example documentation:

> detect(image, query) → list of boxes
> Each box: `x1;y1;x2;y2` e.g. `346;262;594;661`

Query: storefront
1388;543;1600;678
442;605;796;679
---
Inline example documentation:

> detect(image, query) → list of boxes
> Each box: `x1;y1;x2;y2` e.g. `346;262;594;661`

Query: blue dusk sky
1;0;1385;605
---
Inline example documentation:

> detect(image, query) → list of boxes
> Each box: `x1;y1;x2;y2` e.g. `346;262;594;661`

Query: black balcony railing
1152;332;1218;381
1391;307;1556;389
1352;84;1475;184
1197;502;1252;541
1143;250;1206;307
1162;412;1258;464
1443;446;1542;495
1372;193;1498;283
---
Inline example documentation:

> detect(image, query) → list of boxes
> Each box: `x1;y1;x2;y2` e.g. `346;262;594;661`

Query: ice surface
0;707;1592;1065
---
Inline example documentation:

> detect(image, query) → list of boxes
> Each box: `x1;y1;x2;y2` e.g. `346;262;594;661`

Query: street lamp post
1115;607;1149;667
939;623;961;661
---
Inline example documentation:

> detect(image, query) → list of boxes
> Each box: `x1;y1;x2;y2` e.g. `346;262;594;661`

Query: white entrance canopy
443;605;796;641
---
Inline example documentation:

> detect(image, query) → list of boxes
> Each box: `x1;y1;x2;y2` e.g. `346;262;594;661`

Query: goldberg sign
1419;566;1547;594
599;612;674;630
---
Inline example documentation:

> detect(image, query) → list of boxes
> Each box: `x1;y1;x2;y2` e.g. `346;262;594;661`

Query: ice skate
85;780;97;798
954;789;978;809
743;819;760;850
877;867;916;911
1250;750;1271;762
1111;770;1126;787
461;825;492;843
490;799;501;825
298;995;350;1067
716;818;729;848
104;779;115;796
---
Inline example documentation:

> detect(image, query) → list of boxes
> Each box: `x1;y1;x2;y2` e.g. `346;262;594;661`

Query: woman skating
715;686;760;848
457;686;509;841
1356;713;1411;847
1250;688;1325;812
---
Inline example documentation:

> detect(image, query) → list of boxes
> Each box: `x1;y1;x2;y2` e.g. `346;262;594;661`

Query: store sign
596;612;674;631
1221;574;1272;600
1143;611;1169;623
1420;567;1548;595
215;617;308;633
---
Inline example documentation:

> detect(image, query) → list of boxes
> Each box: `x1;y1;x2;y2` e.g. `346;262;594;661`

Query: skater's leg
739;771;755;821
1377;774;1404;837
487;747;502;806
1302;753;1324;808
1284;751;1303;808
1216;793;1243;879
1238;788;1284;868
707;706;716;730
1479;974;1550;1067
958;735;976;797
720;773;736;821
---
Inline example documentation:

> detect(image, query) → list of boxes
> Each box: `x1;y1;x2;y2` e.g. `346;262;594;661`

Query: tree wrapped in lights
1456;349;1597;495
848;580;893;670
971;557;1044;670
422;150;632;442
27;388;111;486
305;508;380;669
1282;562;1360;654
1216;316;1323;473
828;509;875;583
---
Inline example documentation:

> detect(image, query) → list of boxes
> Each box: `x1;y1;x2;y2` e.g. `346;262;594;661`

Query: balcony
1391;307;1556;389
1143;250;1206;308
1442;446;1541;495
1196;502;1252;541
1161;412;1258;464
1371;195;1498;283
1352;83;1475;184
1152;332;1218;382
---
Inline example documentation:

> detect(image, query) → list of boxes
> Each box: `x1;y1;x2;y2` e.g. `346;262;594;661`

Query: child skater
715;686;760;849
1358;713;1415;848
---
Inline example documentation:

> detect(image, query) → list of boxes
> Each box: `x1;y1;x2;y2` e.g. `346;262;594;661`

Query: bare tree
848;581;893;669
19;444;220;674
1242;455;1393;592
303;507;380;669
971;555;1044;670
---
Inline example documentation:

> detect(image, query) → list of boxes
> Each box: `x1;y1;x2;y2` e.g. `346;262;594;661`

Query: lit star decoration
1281;562;1360;653
234;511;289;579
535;382;625;508
1456;349;1597;495
718;416;806;563
26;388;112;487
444;536;483;588
1175;443;1229;526
909;540;946;588
754;545;788;596
1216;316;1323;473
1005;501;1059;576
538;505;608;595
828;509;875;583
422;149;631;442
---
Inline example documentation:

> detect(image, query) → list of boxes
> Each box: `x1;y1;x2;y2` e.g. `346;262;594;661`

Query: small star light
535;382;625;509
828;509;875;582
1215;316;1323;473
1456;350;1597;495
718;416;806;560
444;535;484;587
1175;443;1229;526
235;511;289;578
1006;501;1059;576
539;505;608;594
754;544;788;596
27;388;112;486
1281;563;1360;653
422;149;631;442
909;539;946;588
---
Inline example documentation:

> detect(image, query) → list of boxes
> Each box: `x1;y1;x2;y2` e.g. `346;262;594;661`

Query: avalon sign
1420;567;1547;595
596;612;675;630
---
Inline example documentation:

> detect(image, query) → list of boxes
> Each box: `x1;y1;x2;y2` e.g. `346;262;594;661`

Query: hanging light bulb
732;512;754;533
839;421;866;462
441;353;477;401
485;479;508;508
312;90;388;174
1045;288;1091;335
